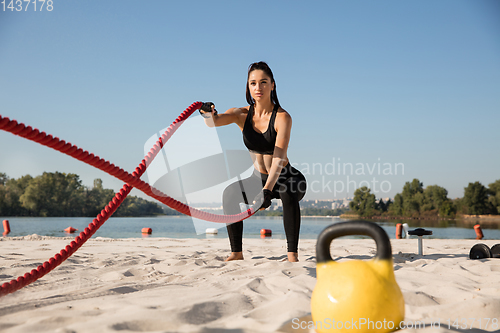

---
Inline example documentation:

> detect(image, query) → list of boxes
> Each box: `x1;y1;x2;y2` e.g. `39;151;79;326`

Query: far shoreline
339;214;500;226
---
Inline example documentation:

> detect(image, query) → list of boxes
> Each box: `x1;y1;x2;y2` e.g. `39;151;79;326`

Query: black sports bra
242;104;278;155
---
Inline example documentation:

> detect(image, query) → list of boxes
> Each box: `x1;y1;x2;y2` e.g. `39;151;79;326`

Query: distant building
271;200;283;211
300;198;353;209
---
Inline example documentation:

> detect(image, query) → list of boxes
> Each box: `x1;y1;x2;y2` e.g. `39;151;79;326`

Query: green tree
115;196;163;217
349;186;377;217
402;179;424;198
0;172;8;186
401;179;424;216
0;184;6;215
377;199;387;212
389;193;403;216
1;175;33;216
487;179;500;214
421;185;449;212
385;198;393;212
162;205;184;216
0;173;9;215
82;179;115;216
0;173;166;217
438;199;456;217
463;181;489;215
453;197;464;215
20;172;84;217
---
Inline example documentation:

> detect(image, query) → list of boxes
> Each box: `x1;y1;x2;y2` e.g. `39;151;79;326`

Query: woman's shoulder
226;106;250;115
276;106;292;121
222;106;251;129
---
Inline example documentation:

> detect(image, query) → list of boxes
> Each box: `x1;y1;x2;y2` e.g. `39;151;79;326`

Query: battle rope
0;101;258;296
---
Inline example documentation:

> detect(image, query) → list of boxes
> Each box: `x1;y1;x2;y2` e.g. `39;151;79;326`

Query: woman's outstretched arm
202;106;247;129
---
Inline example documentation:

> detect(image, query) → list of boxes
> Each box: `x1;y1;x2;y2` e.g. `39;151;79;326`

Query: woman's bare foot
287;252;299;262
225;252;244;261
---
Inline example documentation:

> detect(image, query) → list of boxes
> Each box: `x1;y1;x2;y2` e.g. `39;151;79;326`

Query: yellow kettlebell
311;221;404;333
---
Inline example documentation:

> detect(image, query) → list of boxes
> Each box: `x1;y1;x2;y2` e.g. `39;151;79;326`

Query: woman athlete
200;62;306;262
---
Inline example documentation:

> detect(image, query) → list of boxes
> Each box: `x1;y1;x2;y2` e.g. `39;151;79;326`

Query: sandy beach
1;235;499;333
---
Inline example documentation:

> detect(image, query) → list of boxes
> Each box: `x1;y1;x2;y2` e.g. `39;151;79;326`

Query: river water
1;216;499;240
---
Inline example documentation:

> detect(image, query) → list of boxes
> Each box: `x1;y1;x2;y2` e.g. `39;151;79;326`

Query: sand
0;235;499;333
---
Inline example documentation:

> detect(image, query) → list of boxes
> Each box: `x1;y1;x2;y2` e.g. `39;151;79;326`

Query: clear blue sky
1;1;499;203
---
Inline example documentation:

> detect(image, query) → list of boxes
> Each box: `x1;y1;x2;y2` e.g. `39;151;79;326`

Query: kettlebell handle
316;221;392;263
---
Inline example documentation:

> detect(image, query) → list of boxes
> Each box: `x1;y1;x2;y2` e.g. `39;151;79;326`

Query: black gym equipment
408;228;433;255
469;243;500;259
490;244;500;258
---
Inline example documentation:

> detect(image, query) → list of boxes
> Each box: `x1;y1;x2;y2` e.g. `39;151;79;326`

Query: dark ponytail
246;61;281;108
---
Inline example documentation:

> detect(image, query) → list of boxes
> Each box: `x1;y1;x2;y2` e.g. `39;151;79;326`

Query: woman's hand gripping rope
199;102;218;118
253;189;273;211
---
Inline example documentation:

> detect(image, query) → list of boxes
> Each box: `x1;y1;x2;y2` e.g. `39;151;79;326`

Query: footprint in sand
247;278;273;295
99;259;117;268
281;267;306;278
110;320;175;332
109;286;138;295
403;291;440;306
194;259;206;266
123;270;134;277
178;294;253;325
144;258;162;265
11;262;42;269
120;259;140;267
489;265;500;272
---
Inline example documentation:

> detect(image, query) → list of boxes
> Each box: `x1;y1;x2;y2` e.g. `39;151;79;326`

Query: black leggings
222;163;307;253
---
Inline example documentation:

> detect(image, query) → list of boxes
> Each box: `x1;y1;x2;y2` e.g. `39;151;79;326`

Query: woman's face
248;69;274;104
